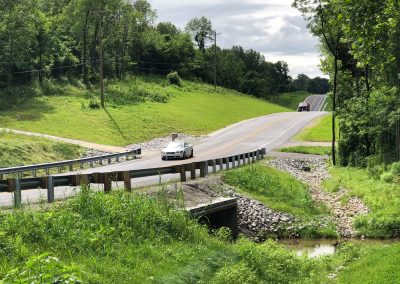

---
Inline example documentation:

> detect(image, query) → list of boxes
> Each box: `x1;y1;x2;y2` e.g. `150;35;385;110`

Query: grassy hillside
0;76;291;146
295;114;337;142
0;131;84;167
270;91;310;110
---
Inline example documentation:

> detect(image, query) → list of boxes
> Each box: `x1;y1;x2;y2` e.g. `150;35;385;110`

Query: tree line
0;0;328;100
295;0;400;167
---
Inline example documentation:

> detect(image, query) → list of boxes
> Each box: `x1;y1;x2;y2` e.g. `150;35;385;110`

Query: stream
279;239;400;258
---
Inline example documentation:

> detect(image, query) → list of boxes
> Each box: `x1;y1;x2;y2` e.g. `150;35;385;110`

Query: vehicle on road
161;141;193;160
297;102;311;112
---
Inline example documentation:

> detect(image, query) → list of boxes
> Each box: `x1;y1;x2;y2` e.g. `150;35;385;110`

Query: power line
0;61;99;75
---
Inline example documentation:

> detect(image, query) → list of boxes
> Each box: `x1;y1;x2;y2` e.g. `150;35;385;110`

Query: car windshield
167;141;184;148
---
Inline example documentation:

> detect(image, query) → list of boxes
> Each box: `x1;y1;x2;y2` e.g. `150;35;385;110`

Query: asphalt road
0;110;327;207
305;95;327;111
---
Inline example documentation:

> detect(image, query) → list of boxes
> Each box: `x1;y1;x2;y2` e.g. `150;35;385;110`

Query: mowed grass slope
0;76;290;146
295;114;336;142
0;131;84;167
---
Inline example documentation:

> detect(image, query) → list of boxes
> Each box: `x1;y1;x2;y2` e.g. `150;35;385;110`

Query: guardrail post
75;174;89;187
219;158;223;171
225;157;230;170
32;170;37;177
190;163;196;180
243;154;248;165
47;176;54;203
0;174;3;181
103;173;111;193
90;161;94;168
69;164;73;171
212;160;217;173
58;166;62;173
252;151;256;163
80;163;84;170
261;148;266;159
17;172;22;179
179;165;187;182
116;156;120;163
256;149;260;160
14;179;21;208
122;171;132;192
200;162;207;177
108;158;112;164
7;179;15;193
231;156;235;168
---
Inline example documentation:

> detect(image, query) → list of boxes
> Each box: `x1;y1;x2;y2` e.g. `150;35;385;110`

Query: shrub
390;162;400;176
88;98;100;109
167;71;182;87
380;172;394;183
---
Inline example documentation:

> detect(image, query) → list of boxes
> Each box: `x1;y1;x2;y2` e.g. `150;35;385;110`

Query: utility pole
213;31;221;90
92;10;105;108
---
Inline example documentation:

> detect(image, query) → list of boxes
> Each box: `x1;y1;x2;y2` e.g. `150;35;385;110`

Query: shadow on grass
104;108;127;141
0;95;56;122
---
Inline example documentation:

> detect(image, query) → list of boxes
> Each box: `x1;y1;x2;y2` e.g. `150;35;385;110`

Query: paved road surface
0;111;327;207
305;95;327;111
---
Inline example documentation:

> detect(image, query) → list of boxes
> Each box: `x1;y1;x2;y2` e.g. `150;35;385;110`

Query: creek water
279;239;400;258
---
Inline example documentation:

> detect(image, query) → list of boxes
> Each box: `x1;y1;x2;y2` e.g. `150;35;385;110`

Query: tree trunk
332;55;338;166
83;9;90;86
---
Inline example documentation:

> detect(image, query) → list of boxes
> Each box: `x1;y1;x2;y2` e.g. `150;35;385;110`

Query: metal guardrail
0;148;142;180
0;148;266;208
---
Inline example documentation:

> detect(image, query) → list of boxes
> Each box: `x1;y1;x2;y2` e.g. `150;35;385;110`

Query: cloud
149;0;325;77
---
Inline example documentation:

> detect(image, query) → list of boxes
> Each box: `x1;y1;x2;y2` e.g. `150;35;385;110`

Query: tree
185;17;213;52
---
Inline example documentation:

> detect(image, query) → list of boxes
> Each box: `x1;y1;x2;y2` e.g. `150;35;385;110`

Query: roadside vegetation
0;77;290;146
324;166;400;238
295;114;335;142
223;163;336;238
0;131;84;168
269;91;310;110
0;189;323;284
280;146;331;156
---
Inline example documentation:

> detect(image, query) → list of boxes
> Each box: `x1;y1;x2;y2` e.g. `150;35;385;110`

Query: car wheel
161;157;166;161
183;152;187;160
191;149;194;157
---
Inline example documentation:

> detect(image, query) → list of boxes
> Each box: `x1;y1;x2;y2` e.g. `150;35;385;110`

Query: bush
380;172;394;183
88;98;100;109
390;162;400;176
167;71;182;87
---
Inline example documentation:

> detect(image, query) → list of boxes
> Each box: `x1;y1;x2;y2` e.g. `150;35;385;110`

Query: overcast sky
149;0;325;78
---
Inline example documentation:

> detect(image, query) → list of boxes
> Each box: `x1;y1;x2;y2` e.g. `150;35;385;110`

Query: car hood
162;147;184;152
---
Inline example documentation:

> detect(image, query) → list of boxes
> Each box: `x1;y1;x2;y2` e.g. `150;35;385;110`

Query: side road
0;128;125;153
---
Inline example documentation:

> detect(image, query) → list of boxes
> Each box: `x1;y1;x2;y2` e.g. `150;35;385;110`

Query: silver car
161;141;194;160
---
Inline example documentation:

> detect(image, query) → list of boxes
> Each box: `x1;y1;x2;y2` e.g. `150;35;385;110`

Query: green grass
0;189;321;284
324;166;400;238
0;131;84;167
223;164;327;218
279;146;332;155
335;243;400;283
0;76;291;146
270;91;311;110
295;114;337;142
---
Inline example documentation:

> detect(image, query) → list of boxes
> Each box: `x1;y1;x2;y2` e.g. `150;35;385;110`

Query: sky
149;0;325;78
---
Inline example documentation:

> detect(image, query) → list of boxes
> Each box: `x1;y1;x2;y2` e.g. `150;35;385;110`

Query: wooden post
47;176;54;203
103;173;111;193
200;162;207;177
179;165;187;182
123;171;132;192
7;178;15;193
14;179;21;208
212;160;217;173
190;163;196;180
75;174;89;187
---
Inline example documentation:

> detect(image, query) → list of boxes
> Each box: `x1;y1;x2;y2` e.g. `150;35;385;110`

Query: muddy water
280;239;400;258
